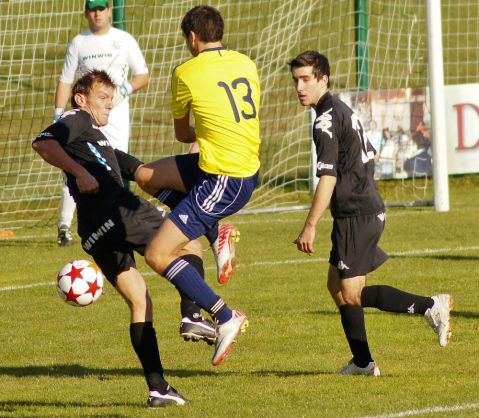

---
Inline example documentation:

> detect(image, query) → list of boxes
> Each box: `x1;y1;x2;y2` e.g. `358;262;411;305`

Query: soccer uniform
34;109;165;282
312;92;387;278
60;27;148;152
170;47;261;239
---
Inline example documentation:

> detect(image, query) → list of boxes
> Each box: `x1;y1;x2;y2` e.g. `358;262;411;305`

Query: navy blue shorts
170;153;258;240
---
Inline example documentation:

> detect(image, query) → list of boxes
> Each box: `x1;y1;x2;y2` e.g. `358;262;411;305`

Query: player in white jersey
53;0;149;246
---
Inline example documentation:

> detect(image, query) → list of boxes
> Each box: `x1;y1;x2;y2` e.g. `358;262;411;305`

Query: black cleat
147;386;188;408
180;316;216;345
57;224;73;247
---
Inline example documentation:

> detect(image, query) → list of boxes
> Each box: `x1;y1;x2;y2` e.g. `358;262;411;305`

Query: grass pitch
0;175;479;417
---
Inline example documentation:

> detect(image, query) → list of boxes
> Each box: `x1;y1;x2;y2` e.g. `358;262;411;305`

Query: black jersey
34;109;139;222
313;92;384;218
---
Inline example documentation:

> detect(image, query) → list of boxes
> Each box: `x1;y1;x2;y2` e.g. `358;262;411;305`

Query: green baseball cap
85;0;109;10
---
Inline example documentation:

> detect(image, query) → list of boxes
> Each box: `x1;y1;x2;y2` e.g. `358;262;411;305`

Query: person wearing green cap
53;0;149;247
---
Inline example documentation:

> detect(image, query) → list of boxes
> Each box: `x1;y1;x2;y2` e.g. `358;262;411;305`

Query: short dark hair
71;70;115;109
288;51;331;88
181;5;224;42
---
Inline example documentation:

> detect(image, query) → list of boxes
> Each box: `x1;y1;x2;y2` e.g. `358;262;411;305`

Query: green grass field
0;175;478;417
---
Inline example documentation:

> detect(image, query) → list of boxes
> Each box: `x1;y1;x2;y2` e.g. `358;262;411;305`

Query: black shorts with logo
78;196;167;285
329;211;388;279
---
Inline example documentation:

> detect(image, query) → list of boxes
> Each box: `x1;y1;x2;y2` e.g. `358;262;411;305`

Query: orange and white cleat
212;310;248;366
212;224;240;285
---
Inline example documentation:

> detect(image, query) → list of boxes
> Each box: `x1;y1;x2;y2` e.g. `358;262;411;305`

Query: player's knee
342;292;362;306
135;165;157;196
144;246;169;274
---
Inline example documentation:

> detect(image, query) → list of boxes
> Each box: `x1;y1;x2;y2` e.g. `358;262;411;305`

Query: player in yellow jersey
136;5;260;367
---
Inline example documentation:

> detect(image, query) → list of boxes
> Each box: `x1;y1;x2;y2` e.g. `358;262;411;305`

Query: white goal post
1;0;476;230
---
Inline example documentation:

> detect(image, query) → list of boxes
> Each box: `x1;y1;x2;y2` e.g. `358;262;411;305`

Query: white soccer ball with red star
57;260;104;307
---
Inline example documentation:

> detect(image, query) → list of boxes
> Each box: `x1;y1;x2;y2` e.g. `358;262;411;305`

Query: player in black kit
32;70;244;407
289;51;454;376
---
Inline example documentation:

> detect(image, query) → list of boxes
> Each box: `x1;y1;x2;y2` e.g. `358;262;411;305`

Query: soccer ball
57;260;104;307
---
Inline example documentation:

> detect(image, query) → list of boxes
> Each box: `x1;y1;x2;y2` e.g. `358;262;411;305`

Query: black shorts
329;212;388;279
78;197;167;285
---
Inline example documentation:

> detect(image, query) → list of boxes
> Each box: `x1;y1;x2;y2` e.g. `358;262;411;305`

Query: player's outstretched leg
212;310;249;366
154;189;240;285
424;294;455;347
212;223;240;285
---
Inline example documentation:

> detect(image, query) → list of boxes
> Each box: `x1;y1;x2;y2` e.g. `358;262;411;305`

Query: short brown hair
288;51;331;88
181;5;224;42
71;70;115;109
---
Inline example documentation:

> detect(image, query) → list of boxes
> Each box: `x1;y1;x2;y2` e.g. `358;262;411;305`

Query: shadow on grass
313;309;479;319
452;310;479;319
0;364;220;378
0;364;337;380
0;399;139;410
0;240;58;248
389;254;479;261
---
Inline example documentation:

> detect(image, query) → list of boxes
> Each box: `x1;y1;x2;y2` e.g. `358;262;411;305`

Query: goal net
0;0;477;230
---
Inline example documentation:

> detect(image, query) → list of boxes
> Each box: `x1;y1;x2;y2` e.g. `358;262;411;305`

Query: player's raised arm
173;113;196;143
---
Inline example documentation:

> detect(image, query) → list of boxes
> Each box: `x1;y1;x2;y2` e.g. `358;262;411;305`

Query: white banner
444;83;479;174
341;85;479;179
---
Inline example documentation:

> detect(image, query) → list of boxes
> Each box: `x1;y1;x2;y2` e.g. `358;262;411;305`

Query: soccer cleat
212;310;248;366
147;385;189;408
212;224;240;285
425;294;455;347
57;224;73;247
180;316;216;345
337;360;381;376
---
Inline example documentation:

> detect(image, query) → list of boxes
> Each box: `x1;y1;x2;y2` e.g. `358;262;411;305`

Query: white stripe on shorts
201;175;228;213
156;189;172;202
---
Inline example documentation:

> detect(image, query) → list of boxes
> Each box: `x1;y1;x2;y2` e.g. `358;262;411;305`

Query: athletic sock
179;254;203;320
361;285;434;315
154;189;185;210
205;222;219;248
163;257;232;323
339;305;373;368
130;322;168;391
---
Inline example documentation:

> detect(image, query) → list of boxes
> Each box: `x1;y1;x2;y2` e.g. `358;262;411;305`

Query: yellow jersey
171;48;261;177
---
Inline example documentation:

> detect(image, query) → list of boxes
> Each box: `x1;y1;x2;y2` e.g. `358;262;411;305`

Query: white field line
2;245;478;292
360;402;479;418
4;206;477;240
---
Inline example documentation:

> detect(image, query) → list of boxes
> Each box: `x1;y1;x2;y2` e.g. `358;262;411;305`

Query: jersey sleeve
171;67;192;119
59;37;80;84
313;107;338;178
114;149;144;180
126;33;148;76
33;111;89;146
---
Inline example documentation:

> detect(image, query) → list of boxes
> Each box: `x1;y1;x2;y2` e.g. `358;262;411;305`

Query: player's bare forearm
294;175;336;255
174;114;196;143
55;81;72;109
305;175;336;228
32;139;99;193
130;73;150;92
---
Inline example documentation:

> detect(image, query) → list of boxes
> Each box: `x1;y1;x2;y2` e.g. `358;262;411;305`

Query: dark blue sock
163;258;232;323
205;222;219;247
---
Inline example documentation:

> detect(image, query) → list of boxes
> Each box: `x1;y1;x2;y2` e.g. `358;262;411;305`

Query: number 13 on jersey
217;77;257;123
